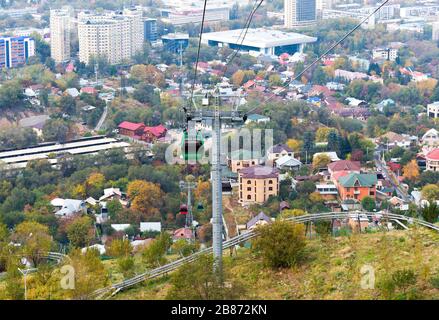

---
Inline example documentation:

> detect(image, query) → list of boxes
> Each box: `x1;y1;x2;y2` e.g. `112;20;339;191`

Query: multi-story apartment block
372;47;398;61
50;8;72;63
144;18;158;44
78;8;144;65
238;166;279;205
0;36;35;69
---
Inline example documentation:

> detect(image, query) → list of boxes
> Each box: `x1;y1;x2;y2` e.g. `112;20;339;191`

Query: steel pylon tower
184;88;246;273
179;180;196;230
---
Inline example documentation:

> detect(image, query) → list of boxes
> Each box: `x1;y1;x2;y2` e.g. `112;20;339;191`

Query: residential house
245;114;270;124
337;172;377;201
346;97;367;107
275;155;302;171
140;222;161;233
117;121;167;142
227;150;260;173
266;144;294;167
421;128;439;147
426;148;439;172
427;102;439;119
279;201;290;211
50;198;86;217
376;131;418;149
118;121;145;138
328;160;361;176
238;166;279;205
173;227;193;241
99;188;128;207
246;211;272;231
66;88;80;98
316;183;338;200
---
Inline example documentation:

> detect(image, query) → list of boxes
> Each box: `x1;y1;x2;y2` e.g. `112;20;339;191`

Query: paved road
374;150;412;202
94;103;108;132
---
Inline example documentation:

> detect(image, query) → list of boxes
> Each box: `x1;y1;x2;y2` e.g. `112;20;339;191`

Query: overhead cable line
190;0;209;101
245;0;390;114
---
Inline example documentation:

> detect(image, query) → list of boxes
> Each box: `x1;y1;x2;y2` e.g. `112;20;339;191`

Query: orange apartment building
239;166;279;205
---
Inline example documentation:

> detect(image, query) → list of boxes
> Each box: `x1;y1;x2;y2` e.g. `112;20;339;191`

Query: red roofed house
118;121;146;138
387;161;401;174
243;80;256;90
328;160;361;175
80;87;98;95
118;121;167;142
173;227;193;241
143;124;167;143
426;148;439;172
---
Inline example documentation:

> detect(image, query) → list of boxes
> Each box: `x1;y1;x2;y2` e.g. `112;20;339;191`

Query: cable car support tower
184;90;246;274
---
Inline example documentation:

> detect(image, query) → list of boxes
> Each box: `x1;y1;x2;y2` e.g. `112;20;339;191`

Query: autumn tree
13;221;52;267
252;221;306;269
106;238;132;258
142;232;172;267
172;239;199;257
315;127;337;142
286;139;302;153
86;172;105;197
312;154;331;170
130;64;166;88
66;216;94;248
421;184;439;204
402;160;420;182
166;255;245;300
65;248;108;299
279;209;306;219
127;180;164;219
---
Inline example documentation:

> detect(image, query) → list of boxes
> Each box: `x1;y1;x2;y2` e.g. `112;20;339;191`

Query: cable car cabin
179;204;188;215
181;129;204;161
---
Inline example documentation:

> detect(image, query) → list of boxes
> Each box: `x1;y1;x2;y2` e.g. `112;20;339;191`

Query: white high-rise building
50;8;72;63
77;8;144;65
285;0;317;28
432;21;439;41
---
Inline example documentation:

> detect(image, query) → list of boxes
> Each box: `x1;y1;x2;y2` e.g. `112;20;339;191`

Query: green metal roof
338;173;377;188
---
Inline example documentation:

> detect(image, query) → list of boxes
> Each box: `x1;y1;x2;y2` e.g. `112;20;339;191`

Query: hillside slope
115;227;439;300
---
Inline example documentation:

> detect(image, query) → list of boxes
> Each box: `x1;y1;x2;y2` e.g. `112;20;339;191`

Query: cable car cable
244;0;390;115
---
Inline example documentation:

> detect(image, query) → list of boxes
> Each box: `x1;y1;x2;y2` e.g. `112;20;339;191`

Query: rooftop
338;172;377;188
202;28;317;48
239;165;279;179
426;148;439;160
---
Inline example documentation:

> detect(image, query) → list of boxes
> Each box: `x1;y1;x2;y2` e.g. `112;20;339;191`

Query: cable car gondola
181;129;204;161
179;204;188;215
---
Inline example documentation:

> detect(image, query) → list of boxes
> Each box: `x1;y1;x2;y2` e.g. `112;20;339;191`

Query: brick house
337;172;377;201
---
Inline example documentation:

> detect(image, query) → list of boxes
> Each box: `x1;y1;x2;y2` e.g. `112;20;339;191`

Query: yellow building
227;150;260;173
239;166;279;205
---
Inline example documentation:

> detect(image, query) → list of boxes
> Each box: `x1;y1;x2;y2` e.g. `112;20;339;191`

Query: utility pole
184;88;246;274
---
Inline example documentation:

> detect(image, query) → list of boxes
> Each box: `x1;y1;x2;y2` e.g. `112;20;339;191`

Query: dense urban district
0;0;438;301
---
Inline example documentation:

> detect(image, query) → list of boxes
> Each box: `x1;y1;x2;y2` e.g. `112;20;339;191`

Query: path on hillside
94;103;108;132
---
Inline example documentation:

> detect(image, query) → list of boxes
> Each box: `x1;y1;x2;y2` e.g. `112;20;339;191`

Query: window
269;180;273;184
269;187;273;191
247;195;251;200
247;180;251;184
247;187;251;191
